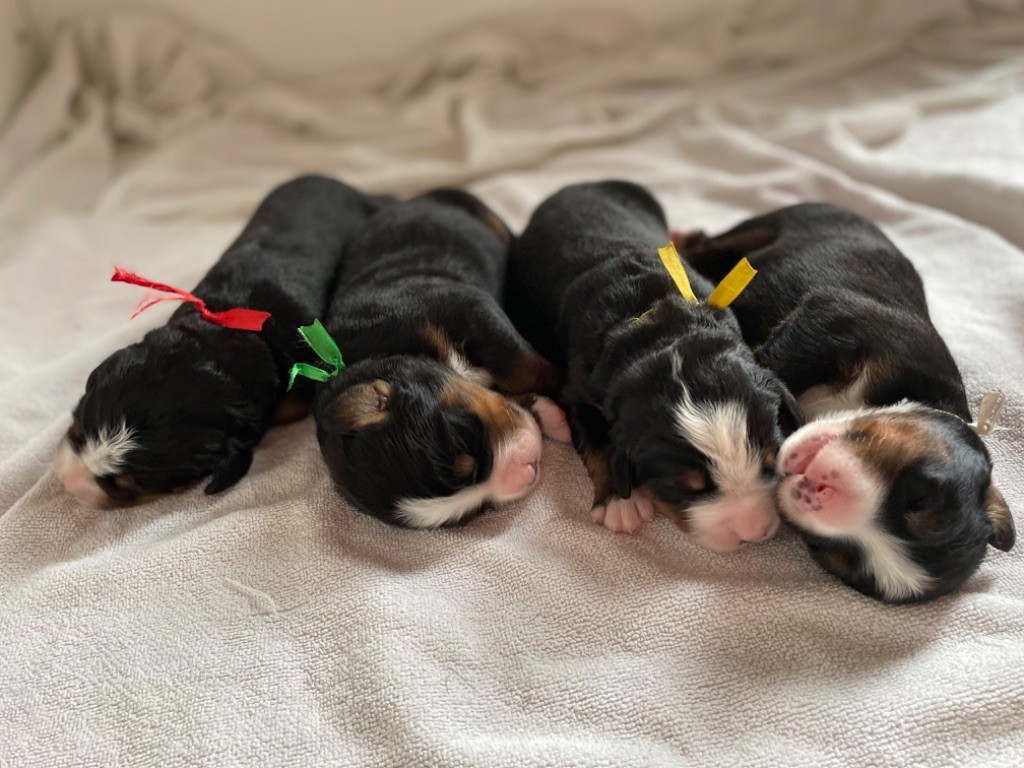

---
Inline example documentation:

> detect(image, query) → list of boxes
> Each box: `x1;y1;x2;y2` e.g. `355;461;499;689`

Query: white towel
1;2;1022;766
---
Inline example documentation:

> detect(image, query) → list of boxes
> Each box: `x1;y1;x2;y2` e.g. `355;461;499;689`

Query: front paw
530;396;572;443
591;493;655;534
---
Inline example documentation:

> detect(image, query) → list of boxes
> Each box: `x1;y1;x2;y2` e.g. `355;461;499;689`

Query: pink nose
53;440;111;509
489;415;544;501
737;512;780;543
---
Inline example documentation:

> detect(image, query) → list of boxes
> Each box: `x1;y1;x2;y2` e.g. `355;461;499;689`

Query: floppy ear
774;379;806;435
332;380;391;436
985;483;1016;551
610;443;633;500
205;439;254;494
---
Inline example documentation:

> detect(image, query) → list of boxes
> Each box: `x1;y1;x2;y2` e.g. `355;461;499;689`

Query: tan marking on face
453;453;477;478
760;446;778;469
336;380;391;431
638;487;691;533
904;508;943;536
681;468;708;493
443;375;522;448
846;414;941;481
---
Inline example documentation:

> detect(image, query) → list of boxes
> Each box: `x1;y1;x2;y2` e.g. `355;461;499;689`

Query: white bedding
1;2;1023;766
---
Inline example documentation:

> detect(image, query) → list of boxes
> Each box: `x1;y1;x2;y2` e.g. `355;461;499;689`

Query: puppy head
608;341;802;552
315;356;543;527
54;327;273;508
776;403;1016;603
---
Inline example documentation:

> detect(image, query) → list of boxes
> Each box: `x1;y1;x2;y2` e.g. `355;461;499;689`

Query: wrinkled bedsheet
1;2;1023;766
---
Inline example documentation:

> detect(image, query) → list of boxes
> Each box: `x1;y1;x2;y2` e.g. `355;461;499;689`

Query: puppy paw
591;493;655;535
530;396;572;443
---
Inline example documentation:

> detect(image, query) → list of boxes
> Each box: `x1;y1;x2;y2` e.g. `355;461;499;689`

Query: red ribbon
112;268;271;332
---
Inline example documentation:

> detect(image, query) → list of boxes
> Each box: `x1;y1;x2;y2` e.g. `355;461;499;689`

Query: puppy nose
740;515;780;544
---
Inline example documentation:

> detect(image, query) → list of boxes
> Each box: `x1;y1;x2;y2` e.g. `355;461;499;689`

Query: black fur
63;175;382;503
314;190;555;526
683;204;968;418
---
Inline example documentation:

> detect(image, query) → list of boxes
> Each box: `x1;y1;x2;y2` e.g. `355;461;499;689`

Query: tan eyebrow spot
681;468;708;492
905;508;942;536
453;453;477;477
336;380;391;430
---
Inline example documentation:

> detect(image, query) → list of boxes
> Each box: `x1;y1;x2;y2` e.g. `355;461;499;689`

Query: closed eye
905;495;932;513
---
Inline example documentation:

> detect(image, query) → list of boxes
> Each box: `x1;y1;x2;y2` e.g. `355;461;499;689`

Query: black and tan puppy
505;181;802;551
313;189;569;528
54;175;382;508
682;202;1016;602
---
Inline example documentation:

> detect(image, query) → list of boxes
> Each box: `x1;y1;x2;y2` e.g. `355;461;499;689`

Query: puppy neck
595;300;735;395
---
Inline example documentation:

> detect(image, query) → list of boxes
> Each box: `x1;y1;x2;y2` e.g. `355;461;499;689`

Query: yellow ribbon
706;257;757;310
656;242;757;310
657;243;698;304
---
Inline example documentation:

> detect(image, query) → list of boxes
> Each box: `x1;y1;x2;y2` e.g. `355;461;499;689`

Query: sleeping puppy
54;175;382;508
313;189;569;528
682;202;1016;602
504;181;803;551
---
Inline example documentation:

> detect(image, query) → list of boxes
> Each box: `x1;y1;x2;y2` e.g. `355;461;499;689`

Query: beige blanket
1;2;1023;766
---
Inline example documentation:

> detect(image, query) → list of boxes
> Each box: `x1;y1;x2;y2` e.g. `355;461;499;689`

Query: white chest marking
798;368;871;421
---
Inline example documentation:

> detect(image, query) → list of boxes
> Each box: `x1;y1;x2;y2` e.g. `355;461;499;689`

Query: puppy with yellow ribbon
505;181;803;550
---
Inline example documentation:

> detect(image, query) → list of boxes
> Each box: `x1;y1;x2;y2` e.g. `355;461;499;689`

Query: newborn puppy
505;181;802;551
314;189;569;528
682;202;1016;602
55;175;382;508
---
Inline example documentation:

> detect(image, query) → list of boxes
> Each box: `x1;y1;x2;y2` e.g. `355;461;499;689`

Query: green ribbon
287;319;345;390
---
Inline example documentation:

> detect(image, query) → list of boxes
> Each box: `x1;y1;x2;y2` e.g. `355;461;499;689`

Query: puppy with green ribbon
300;189;570;529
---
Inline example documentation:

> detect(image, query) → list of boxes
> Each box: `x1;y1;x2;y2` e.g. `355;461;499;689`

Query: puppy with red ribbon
54;175;384;508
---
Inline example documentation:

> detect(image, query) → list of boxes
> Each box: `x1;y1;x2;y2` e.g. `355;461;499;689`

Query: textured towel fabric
1;3;1024;767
